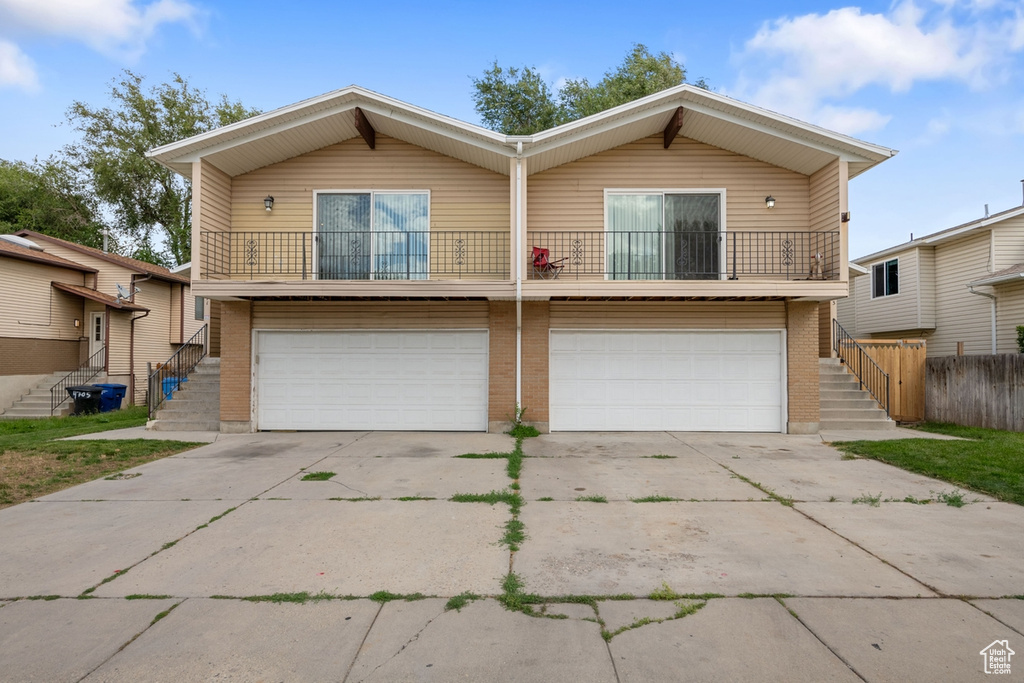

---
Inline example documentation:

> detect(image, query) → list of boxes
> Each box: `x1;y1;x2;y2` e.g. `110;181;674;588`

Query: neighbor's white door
88;312;105;360
549;330;784;432
256;330;489;431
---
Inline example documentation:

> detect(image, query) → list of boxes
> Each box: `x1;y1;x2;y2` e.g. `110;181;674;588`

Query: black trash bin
66;385;103;415
93;383;127;412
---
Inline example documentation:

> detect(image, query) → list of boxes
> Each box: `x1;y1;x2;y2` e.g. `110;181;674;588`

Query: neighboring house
837;205;1024;356
0;231;204;412
148;84;895;434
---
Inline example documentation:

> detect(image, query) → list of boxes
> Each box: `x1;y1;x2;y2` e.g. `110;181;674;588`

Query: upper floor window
316;191;429;280
872;258;899;297
605;190;723;280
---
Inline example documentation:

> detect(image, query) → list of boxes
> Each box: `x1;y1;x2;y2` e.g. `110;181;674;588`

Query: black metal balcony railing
199;230;839;282
201;231;511;280
529;230;840;280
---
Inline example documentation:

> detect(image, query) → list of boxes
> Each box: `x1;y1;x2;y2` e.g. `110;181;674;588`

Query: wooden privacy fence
926;354;1024;431
854;339;927;422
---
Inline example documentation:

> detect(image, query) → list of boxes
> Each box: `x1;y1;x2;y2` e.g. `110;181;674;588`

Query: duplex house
837;204;1024;356
0;231;204;413
148;84;895;434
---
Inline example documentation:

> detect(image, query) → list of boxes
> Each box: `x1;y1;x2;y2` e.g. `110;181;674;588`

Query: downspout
128;274;154;405
515;141;523;417
967;285;997;354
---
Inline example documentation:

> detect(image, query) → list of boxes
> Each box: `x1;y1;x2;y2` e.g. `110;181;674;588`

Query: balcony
193;229;844;300
525;230;843;298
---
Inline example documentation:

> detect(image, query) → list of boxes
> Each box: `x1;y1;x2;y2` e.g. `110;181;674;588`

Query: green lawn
0;406;204;508
832;423;1024;505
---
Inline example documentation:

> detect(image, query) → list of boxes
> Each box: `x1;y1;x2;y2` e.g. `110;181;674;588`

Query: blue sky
1;0;1022;258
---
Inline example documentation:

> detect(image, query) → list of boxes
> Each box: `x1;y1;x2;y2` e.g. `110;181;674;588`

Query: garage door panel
257;331;488;431
550;330;783;432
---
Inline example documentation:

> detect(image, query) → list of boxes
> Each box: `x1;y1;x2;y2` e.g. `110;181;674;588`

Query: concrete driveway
1;429;1022;681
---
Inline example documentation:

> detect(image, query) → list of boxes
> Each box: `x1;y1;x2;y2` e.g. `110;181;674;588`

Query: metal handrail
50;348;106;415
147;325;208;418
832;319;890;417
529;230;840;280
200;230;511;280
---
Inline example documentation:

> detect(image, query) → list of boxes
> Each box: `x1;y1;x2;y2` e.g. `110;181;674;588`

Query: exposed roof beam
355;107;376;149
663;107;683;149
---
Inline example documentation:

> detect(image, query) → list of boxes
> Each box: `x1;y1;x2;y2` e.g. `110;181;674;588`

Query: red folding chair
532;246;566;279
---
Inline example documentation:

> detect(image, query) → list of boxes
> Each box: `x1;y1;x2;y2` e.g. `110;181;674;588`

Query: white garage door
256;330;488;431
550;330;784;432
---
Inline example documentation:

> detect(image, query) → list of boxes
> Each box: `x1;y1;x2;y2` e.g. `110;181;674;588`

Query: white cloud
732;1;1024;135
0;0;199;60
0;38;37;90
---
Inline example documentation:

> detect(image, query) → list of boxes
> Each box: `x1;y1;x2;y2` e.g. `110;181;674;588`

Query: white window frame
312;189;431;280
871;257;899;298
603;188;727;281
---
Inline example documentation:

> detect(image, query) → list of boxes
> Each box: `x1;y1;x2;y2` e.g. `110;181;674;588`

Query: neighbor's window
316;191;429;280
872;258;899;297
606;191;722;280
194;296;205;321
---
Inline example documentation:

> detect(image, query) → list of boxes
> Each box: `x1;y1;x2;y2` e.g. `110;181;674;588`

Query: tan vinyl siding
106;311;132;376
548;301;786;328
195;161;233;280
29;243;138;301
996;281;1024;353
836;293;857;336
917;247;936;328
228;135;510;281
169;284;182;343
126;280;178;404
0;258;85;340
527;135;817;283
252;300;489;329
528;135;809;234
209;299;221;357
993;214;1024;271
182;285;205;341
855;248;921;334
929;232;994;356
809;160;843;282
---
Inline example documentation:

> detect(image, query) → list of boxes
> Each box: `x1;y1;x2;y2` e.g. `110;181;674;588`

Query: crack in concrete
346;603;446;683
776;597;869;683
326;479;371;497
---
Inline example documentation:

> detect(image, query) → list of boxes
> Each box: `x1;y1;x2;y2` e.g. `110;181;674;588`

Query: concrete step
819;419;897;431
820;397;884;410
156;403;219;418
820;407;888;420
146;361;220;433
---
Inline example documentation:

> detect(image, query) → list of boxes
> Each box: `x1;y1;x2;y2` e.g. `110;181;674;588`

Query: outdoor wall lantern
74;318;81;328
765;195;776;209
264;195;275;212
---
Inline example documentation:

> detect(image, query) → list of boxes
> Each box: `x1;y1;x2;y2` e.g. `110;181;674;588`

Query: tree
63;71;260;266
0;158;105;247
471;62;562;136
472;44;708;135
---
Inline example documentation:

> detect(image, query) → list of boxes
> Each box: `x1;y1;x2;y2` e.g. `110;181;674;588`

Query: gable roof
854;204;1024;264
148;84;896;181
971;262;1024;287
0;237;98;273
15;231;189;284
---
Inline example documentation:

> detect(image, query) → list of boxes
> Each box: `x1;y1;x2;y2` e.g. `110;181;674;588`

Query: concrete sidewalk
2;430;1020;681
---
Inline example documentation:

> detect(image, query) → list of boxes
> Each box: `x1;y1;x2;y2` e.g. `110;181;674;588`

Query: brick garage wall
787;300;820;432
488;301;515;428
0;338;81;375
521;301;550;428
219;300;252;428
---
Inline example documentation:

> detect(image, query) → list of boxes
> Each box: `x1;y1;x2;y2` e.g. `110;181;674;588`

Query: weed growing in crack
125;594;172;600
852;493;882;507
445;592;481;612
502;518;526;551
300;471;336;481
455;453;508;459
642;455;676;459
150;602;180;625
537;496;554;501
630;495;678;503
934;489;969;507
575;495;608;503
508;424;540;439
327;497;381;502
450;490;523;511
394;496;436;501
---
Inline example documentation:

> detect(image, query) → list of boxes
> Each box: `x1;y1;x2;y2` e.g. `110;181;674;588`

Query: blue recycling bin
161;376;188;400
93;383;127;412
